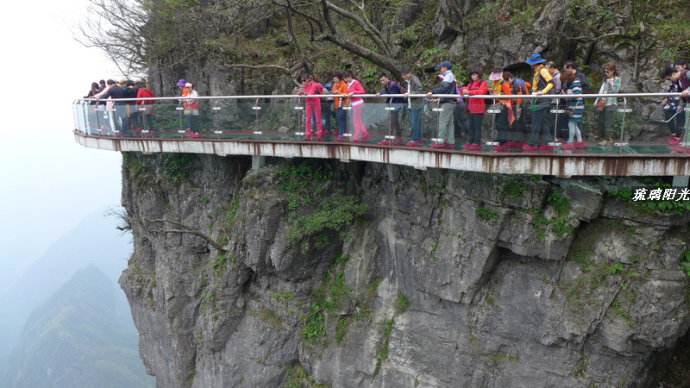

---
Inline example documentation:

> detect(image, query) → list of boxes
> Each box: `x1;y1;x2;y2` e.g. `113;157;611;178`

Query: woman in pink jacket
298;74;324;140
343;71;370;142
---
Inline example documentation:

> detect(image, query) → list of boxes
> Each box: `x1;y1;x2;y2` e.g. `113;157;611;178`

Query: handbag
593;99;605;111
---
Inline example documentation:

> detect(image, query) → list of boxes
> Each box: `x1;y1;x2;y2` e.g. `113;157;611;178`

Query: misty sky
0;0;123;273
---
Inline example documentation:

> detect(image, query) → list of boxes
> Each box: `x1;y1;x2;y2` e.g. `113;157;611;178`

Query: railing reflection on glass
73;93;690;155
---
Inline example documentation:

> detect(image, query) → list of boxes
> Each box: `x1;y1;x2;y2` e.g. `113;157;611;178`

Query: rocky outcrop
119;153;690;387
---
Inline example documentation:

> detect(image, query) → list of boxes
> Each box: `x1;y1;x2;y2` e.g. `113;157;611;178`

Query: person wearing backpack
297;74;324;140
488;68;514;151
136;81;155;134
524;54;555;151
426;61;458;149
400;66;425;146
376;73;404;145
503;71;529;148
459;67;488;151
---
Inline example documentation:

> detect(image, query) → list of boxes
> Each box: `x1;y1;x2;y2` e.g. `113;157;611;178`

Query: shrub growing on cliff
288;194;368;249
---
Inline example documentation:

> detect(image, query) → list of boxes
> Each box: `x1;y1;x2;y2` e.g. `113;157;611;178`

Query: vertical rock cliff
119;153;690;387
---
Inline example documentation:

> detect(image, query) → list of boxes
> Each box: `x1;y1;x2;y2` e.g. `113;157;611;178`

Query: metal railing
73;92;690;155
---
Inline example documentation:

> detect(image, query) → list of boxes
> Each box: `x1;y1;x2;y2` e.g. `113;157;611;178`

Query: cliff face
119;153;690;387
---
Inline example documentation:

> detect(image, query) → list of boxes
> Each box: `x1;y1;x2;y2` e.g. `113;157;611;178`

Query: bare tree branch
145;217;227;252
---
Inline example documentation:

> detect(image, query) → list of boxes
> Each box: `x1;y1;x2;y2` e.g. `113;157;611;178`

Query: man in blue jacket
426;61;458;149
377;73;404;145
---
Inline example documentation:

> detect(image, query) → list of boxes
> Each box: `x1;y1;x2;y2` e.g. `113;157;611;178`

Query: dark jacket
381;80;404;105
102;86;127;105
431;70;458;104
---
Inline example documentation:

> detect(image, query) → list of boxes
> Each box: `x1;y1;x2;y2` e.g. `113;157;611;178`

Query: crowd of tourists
84;54;690;151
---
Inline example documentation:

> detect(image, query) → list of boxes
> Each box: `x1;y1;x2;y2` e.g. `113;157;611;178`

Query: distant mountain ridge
0;209;132;363
2;265;153;388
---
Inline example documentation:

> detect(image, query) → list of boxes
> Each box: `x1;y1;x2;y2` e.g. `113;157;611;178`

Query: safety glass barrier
73;94;690;155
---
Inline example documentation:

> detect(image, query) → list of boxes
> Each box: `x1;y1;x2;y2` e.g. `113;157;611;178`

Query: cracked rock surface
119;153;690;387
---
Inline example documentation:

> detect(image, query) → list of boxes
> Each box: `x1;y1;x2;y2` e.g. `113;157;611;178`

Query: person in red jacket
343;71;370;142
297;74;324;140
460;68;488;151
136;81;155;134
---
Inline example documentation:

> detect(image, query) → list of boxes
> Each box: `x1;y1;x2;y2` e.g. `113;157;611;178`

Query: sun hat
525;54;546;65
176;79;186;87
489;71;503;81
185;82;192;88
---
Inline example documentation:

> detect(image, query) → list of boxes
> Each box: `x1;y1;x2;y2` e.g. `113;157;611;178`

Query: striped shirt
565;79;584;123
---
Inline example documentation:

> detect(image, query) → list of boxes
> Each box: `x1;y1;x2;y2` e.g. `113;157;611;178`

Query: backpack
392;81;406;94
680;70;690;101
512;78;528;95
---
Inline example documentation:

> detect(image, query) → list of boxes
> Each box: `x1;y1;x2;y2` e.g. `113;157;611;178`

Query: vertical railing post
550;98;564;150
177;97;185;138
342;101;352;140
431;99;443;146
486;100;501;147
384;98;396;145
253;98;262;139
212;98;222;139
616;97;632;153
294;97;305;140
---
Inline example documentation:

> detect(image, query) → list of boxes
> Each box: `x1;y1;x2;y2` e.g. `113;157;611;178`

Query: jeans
335;108;347;136
143;114;154;131
188;114;199;133
496;108;509;145
528;106;553;146
468;113;484;145
409;108;422;141
598;105;616;138
388;108;401;137
665;109;686;136
113;105;127;133
438;102;456;144
322;102;334;132
453;101;470;138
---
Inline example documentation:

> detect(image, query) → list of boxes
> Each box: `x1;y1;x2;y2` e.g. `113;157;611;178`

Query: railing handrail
75;92;687;103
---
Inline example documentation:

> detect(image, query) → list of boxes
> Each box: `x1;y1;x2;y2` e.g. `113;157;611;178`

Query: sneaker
561;143;576;150
539;144;554;150
335;136;347;141
668;137;682;145
492;144;508;152
445;143;456;149
406;140;423;147
522;144;538;151
429;142;446;149
468;144;481;151
316;133;324;140
461;143;471;149
575;141;587;149
391;138;403;145
377;140;390;145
